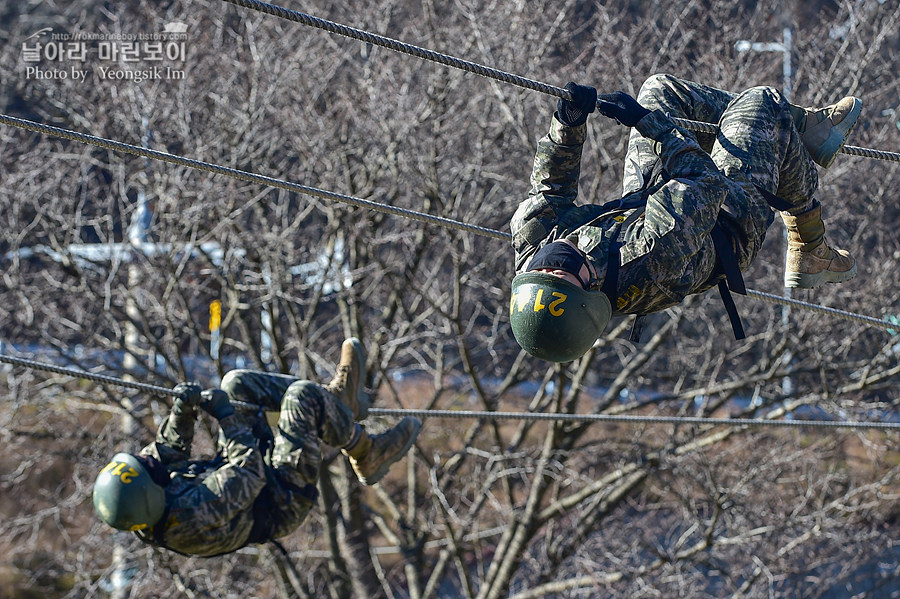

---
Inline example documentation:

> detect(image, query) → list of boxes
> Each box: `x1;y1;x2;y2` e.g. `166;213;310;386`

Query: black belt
709;222;746;340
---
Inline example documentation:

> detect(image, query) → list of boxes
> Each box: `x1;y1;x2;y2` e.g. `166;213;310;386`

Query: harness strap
629;315;647;343
709;224;747;340
753;184;794;212
152;506;171;547
702;183;793;341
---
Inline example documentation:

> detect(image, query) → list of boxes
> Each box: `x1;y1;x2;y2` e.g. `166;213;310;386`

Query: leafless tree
2;0;900;597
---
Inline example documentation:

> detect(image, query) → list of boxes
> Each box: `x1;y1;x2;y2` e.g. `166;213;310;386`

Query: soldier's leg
710;86;854;286
712;85;815;210
623;74;736;194
257;380;356;538
270;380;356;487
702;85;809;270
637;74;736;125
273;379;421;489
220;369;300;412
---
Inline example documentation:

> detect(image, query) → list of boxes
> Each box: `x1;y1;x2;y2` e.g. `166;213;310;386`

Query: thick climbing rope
0;113;895;332
220;0;900;164
3;351;899;431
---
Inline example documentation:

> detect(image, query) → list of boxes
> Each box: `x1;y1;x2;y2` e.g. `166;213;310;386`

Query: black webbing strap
753;184;794;212
717;280;745;339
709;224;746;340
152;506;172;546
602;208;648;342
703;183;794;341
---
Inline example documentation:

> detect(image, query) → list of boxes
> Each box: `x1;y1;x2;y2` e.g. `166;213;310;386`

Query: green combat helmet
509;271;611;363
93;452;166;531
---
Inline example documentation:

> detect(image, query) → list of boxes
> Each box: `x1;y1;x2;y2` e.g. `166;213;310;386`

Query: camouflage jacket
511;111;738;315
135;405;266;557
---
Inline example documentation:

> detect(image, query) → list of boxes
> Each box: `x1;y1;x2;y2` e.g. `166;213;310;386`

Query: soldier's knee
283;380;320;404
641;73;675;94
741;85;786;106
638;73;679;106
220;369;254;399
643;73;674;88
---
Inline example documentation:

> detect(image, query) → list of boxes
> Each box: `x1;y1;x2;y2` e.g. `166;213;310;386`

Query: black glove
200;389;235;420
172;382;202;411
556;82;598;127
597;91;651;128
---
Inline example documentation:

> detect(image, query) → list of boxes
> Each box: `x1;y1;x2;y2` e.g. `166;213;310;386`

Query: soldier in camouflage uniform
92;338;421;557
509;74;860;362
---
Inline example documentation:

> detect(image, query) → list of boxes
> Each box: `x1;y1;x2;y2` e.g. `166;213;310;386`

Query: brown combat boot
342;418;421;485
326;338;369;421
789;96;862;169
782;204;856;289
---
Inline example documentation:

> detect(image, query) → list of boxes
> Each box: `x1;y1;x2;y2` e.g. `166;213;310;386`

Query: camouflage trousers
220;370;356;538
624;74;819;270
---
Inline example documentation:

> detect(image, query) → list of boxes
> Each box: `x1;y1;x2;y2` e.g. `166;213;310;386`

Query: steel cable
0;114;508;242
221;0;900;164
1;113;895;332
3;351;898;431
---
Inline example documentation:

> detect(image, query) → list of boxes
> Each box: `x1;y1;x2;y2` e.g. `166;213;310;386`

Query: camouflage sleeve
144;416;267;556
190;415;266;517
141;402;198;464
631;109;729;259
510;115;586;269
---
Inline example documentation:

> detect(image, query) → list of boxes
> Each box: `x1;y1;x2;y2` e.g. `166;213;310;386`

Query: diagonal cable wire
221;0;571;100
0;113;508;242
1;113;895;332
3;350;899;431
366;407;900;431
745;289;896;329
220;0;900;164
0;351;256;410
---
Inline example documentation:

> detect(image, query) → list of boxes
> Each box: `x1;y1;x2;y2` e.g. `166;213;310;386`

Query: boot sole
784;262;857;289
813;97;862;169
358;418;421;485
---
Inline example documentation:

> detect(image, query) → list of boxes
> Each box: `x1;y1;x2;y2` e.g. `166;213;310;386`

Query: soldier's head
510;239;611;362
93;452;168;531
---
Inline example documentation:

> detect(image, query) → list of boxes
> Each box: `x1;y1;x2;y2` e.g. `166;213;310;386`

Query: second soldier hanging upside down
92;338;421;556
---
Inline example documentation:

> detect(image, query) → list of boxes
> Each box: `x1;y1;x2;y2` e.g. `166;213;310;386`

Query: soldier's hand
597;91;650;128
173;382;202;408
557;82;597;127
199;389;235;420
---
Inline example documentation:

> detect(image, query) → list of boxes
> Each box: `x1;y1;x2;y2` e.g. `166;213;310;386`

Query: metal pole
736;26;795;399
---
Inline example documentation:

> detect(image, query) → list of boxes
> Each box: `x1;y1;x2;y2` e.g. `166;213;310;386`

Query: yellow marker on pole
209;300;222;332
210;300;222;360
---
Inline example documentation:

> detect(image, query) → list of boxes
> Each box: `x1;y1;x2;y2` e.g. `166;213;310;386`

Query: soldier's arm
148;417;267;555
632;110;730;254
142;401;199;464
202;416;266;502
177;417;266;530
510;115;586;269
